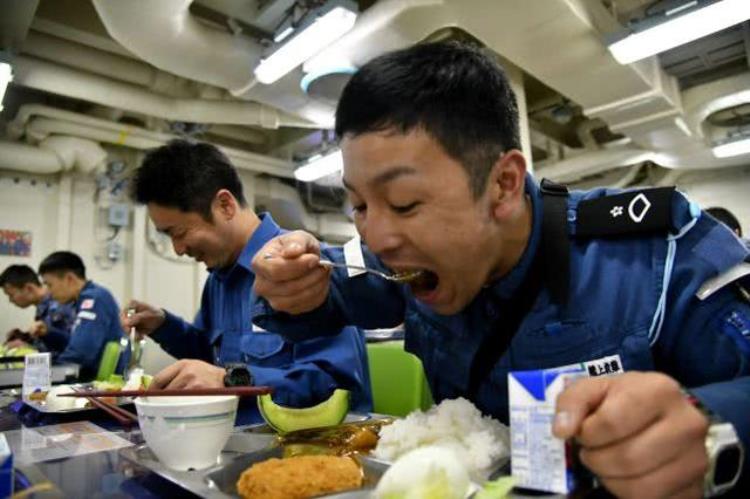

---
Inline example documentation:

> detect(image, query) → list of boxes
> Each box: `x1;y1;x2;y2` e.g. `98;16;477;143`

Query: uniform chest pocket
510;320;610;368
240;332;288;364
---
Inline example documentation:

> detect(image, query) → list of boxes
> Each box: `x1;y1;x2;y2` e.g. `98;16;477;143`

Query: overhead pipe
26;118;295;179
9;105;295;178
0;136;107;175
13;56;316;129
207;125;268;147
0;140;64;174
536;145;655;183
21;31;226;100
38;136;107;174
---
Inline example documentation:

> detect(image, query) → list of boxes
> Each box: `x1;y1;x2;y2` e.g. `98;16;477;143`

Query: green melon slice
258;389;349;434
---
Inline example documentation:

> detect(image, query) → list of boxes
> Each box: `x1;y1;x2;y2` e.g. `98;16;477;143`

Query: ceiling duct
91;0;263;94
49;0;750;169
13;56;315;128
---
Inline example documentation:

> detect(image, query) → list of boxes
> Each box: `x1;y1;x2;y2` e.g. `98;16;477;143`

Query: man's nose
359;212;404;256
172;239;187;256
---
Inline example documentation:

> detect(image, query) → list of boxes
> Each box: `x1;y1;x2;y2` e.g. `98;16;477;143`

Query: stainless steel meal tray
120;427;386;499
206;446;389;498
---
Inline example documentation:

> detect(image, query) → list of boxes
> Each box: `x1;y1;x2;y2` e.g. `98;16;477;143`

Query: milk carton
508;355;623;493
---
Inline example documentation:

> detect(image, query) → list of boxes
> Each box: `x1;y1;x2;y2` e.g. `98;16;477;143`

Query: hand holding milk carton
508;355;623;493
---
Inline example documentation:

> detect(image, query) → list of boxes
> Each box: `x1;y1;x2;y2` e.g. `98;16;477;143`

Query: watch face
226;366;252;386
715;446;742;486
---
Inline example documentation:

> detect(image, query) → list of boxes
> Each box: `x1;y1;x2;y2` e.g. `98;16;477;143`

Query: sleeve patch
77;310;97;321
721;310;750;357
81;299;95;310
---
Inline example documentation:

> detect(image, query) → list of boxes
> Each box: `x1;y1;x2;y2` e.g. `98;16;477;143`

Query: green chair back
95;341;122;381
366;340;433;417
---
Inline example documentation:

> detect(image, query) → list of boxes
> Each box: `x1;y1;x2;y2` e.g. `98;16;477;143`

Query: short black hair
131;139;247;220
0;265;40;288
706;207;742;237
335;41;521;197
39;251;86;279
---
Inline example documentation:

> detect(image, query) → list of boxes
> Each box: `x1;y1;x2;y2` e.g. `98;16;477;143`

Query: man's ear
213;189;238;221
487;150;527;220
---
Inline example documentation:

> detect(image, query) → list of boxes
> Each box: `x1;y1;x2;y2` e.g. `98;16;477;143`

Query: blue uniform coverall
253;177;750;488
57;281;129;380
151;213;372;423
34;294;75;355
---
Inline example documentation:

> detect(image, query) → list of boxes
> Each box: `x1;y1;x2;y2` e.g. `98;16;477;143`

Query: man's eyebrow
342;166;417;191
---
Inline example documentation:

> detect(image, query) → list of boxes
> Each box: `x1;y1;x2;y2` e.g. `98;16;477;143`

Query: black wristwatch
684;389;745;496
223;363;253;387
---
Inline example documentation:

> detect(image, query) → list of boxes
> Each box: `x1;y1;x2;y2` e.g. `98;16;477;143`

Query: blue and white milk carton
508;355;623;494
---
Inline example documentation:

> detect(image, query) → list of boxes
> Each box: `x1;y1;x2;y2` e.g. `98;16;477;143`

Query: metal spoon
318;260;424;283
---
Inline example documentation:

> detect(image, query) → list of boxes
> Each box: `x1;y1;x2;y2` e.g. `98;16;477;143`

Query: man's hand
121;299;166;338
150;359;226;390
251;230;331;315
29;321;47;338
553;372;709;499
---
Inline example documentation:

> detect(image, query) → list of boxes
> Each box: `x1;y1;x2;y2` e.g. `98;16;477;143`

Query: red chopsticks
71;387;138;427
59;386;274;398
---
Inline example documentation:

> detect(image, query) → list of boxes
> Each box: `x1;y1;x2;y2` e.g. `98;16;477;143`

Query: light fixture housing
608;0;750;64
255;0;357;85
294;149;343;182
712;134;750;158
0;61;12;112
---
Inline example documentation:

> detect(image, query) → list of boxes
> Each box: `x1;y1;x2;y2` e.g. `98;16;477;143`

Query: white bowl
135;395;238;471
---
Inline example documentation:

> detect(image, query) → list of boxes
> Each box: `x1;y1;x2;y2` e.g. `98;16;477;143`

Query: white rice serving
373;397;509;479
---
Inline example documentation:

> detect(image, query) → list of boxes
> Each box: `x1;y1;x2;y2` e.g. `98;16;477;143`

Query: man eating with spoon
251;42;750;497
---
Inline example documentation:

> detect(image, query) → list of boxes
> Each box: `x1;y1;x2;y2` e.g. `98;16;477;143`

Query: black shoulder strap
540;178;570;306
466;179;570;399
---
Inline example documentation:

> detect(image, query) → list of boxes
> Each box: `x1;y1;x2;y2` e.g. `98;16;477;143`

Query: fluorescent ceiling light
609;0;750;64
295;149;343;182
273;25;294;43
255;3;357;85
0;62;12;112
712;136;750;158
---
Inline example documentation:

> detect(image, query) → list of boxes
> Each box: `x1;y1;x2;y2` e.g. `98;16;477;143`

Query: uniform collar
73;281;95;306
488;175;543;301
215;213;281;278
38;293;53;310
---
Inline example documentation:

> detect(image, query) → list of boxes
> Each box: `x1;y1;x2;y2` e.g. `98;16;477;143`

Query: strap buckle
540;178;569;196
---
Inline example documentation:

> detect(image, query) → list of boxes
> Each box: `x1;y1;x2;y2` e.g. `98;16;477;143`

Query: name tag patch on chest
583;354;623;377
77;311;96;321
81;299;95;310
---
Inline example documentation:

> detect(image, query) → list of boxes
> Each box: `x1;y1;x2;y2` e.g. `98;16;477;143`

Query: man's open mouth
391;267;440;294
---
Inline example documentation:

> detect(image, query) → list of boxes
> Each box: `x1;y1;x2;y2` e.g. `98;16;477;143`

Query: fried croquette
236;454;363;499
